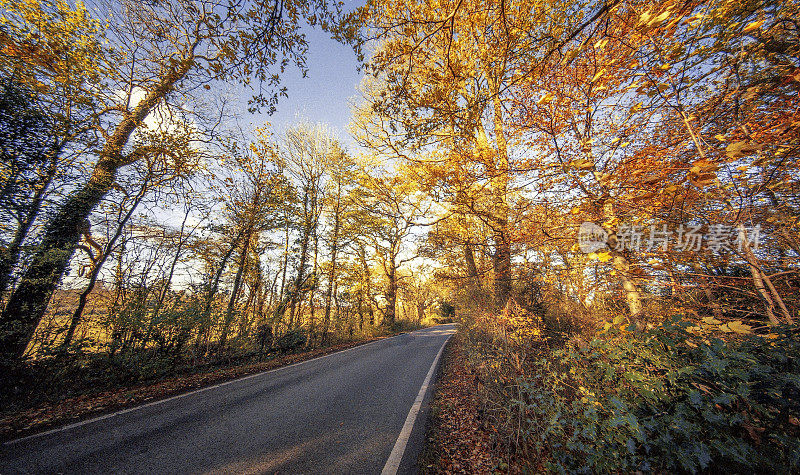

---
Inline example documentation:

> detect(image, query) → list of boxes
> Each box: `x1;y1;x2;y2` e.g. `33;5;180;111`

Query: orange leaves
725;141;762;160
688;159;719;187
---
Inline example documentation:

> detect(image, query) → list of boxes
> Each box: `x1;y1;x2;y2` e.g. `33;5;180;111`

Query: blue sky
243;22;365;152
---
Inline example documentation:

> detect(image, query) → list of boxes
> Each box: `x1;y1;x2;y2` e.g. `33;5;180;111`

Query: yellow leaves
694;317;752;335
588;251;612;262
591;68;606;83
561;49;580;64
743;20;765;33
536;92;554;105
570;207;581;215
726;141;762;159
714;134;727;142
727;321;753;334
0;0;108;87
639;9;672;28
569;158;594;170
593;38;609;50
630;102;643;114
652;10;671;25
719;321;753;334
684;12;705;27
595;171;611;185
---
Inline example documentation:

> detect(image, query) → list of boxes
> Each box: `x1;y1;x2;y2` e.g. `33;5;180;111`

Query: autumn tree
357;165;427;326
350;0;576;310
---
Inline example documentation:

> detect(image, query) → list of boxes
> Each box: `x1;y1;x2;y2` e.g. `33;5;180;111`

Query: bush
506;318;800;473
272;329;307;353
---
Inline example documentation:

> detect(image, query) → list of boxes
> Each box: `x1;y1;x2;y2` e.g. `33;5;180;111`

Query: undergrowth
466;309;800;473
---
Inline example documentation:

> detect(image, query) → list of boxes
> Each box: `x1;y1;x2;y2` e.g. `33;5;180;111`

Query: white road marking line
3;329;427;446
381;332;453;475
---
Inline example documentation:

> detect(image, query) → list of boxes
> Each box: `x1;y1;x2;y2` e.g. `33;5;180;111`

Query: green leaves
507;320;800;473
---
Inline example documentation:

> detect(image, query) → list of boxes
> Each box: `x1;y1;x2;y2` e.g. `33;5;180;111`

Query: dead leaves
421;335;501;474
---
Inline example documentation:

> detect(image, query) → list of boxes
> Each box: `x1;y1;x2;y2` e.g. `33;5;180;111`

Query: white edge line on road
381;332;453;475
3;329;430;446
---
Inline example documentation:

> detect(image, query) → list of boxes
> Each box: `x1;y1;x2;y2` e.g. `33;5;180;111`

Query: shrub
506;318;800;473
273;329;307;353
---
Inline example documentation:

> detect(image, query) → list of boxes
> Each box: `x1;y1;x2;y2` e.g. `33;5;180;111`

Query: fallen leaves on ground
420;333;501;474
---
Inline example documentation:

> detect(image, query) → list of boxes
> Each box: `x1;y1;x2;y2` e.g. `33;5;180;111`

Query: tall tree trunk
475;91;512;310
0;157;57;298
322;190;341;344
196;228;244;355
220;230;251;351
492;234;512;310
307;224;319;346
289;191;311;329
358;245;375;326
464;241;481;294
279;216;290;303
384;263;397;326
490;93;512;310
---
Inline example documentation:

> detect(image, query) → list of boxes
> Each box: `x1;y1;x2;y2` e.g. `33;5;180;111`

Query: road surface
0;324;457;474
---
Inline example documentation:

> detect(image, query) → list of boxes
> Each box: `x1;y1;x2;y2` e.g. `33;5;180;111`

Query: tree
0;0;106;299
216;132;287;351
350;0;558;310
280;123;341;330
357;165;427;326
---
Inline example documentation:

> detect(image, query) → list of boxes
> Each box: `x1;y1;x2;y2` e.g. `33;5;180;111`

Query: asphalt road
0;324;457;474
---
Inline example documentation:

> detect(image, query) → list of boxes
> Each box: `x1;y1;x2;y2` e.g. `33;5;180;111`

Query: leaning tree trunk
0;160;118;361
